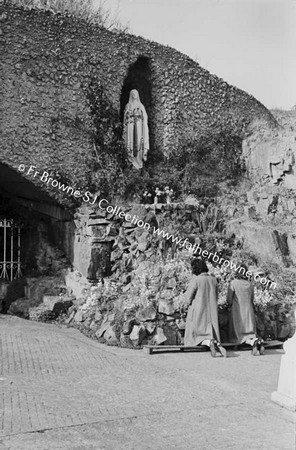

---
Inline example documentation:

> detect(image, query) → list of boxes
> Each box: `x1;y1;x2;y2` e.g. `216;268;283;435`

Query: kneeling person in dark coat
184;259;226;357
227;264;264;355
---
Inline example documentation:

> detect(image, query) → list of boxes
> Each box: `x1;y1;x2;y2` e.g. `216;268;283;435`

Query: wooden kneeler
143;340;283;355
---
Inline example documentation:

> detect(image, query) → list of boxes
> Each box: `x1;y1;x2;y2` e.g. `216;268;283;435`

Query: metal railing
0;218;22;281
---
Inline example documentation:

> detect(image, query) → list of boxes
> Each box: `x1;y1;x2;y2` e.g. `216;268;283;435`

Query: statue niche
123;89;149;170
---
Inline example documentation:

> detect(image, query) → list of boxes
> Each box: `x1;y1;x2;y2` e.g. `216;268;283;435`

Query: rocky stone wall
221;110;296;268
64;284;295;348
72;200;206;280
6;197;294;346
219;185;296;268
0;2;277;205
242;127;296;190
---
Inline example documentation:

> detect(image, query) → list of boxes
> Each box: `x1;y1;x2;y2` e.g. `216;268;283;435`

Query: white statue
123;89;149;170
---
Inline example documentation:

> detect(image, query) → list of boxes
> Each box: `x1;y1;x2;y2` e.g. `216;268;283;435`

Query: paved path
0;314;295;449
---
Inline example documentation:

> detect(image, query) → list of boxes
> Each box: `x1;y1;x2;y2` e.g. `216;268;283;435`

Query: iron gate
0;218;22;281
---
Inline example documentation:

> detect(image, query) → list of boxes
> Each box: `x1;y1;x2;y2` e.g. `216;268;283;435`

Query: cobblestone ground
0;314;295;450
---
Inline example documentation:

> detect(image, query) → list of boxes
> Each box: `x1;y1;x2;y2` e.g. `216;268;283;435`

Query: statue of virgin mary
123;89;149;170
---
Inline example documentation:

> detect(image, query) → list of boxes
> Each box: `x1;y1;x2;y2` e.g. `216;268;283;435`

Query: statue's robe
123;102;149;170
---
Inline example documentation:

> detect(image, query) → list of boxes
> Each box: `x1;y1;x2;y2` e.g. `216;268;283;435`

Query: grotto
0;1;296;348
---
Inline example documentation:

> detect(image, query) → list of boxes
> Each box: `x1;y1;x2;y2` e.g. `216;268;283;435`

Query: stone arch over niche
120;56;155;153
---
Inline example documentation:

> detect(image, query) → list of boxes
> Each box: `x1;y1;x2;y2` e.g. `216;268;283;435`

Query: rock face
5;275;73;320
226;220;295;267
0;2;276;207
243;129;296;190
43;295;73;315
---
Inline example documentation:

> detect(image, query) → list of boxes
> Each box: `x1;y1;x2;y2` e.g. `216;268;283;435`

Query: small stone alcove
0;163;74;282
120;56;155;153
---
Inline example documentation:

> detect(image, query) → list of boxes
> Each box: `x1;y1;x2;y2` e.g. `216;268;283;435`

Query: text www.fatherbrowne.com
18;164;276;289
98;199;276;289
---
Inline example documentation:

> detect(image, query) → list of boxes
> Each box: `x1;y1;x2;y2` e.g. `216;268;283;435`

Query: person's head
236;263;250;281
191;258;208;276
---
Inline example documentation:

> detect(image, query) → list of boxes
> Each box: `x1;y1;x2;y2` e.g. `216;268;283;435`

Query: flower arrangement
142;190;152;204
141;186;175;205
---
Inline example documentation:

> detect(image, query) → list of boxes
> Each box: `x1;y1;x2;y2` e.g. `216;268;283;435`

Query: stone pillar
271;304;296;410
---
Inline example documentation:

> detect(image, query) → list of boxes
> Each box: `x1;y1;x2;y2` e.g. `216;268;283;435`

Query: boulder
89;320;99;331
122;283;131;292
8;298;30;318
88;218;110;226
136;304;157;322
167;277;177;289
152;327;167;345
137;231;149;252
122;319;135;335
150;281;161;293
153;265;162;277
145;211;158;228
277;323;291;340
43;295;73;315
246;190;257;205
245;206;257;220
287;199;296;212
256;198;270;217
104;325;118;345
176;318;186;330
65;309;76;324
74;310;85;322
65;269;91;300
158;297;175;315
107;313;115;323
29;305;55;322
83;318;92;328
130;324;146;345
94;309;102;322
96;317;112;337
145;322;156;334
162;324;178;345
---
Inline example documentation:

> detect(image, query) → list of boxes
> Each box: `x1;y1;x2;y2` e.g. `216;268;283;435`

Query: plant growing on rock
196;203;225;234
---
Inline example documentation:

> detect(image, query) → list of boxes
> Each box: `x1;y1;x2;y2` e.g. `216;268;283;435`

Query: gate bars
0;218;22;281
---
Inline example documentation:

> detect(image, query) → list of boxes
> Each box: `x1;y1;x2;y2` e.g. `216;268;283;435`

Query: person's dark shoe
251;339;259;356
216;342;227;357
210;339;216;357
